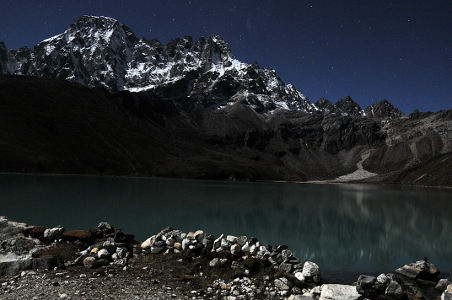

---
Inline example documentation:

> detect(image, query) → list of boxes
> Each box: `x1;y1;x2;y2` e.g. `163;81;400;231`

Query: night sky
1;0;451;113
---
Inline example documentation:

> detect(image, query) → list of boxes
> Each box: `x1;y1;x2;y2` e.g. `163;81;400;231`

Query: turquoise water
1;173;451;273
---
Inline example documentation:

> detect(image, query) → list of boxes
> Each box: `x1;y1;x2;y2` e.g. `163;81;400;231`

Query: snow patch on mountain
1;15;318;113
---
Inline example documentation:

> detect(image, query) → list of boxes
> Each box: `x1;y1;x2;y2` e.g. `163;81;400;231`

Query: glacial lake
1;173;451;275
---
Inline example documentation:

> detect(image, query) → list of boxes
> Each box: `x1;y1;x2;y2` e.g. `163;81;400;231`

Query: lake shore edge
1;171;451;190
1;216;450;300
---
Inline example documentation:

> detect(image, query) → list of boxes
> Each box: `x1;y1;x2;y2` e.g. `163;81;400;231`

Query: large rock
395;258;440;280
0;257;63;277
0;216;59;276
319;284;362;300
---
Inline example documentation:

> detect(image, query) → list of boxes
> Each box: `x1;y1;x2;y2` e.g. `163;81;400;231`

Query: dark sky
1;0;451;113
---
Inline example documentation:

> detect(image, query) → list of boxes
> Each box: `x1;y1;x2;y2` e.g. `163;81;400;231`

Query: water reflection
0;174;451;273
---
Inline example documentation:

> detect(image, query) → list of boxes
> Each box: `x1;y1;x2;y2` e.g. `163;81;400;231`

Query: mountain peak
74;15;120;27
364;99;403;118
335;96;363;116
0;15;315;112
67;15;138;43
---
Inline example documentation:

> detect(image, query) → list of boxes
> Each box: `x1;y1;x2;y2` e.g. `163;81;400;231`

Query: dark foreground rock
0;217;65;277
1;216;450;300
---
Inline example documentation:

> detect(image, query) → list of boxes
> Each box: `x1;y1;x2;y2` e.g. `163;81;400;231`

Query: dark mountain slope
375;152;452;186
1;75;451;186
0;75;309;180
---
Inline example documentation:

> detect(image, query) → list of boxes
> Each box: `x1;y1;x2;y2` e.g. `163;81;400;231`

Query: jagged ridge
0;15;317;113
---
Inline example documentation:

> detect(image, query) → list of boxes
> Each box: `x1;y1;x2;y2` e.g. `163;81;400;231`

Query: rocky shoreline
1;216;451;300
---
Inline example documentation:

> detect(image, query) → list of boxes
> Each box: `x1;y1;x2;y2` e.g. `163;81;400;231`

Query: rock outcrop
0;217;63;276
395;258;441;281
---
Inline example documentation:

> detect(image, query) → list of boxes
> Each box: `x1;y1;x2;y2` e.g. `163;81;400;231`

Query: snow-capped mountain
0;15;317;113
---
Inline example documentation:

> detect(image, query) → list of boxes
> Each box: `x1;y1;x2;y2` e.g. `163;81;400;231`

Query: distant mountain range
0;16;451;186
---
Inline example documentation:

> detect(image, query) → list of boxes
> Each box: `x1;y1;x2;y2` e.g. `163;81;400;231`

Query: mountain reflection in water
1;174;451;273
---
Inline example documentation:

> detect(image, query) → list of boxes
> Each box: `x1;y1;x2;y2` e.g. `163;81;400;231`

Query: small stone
274;277;293;290
113;258;128;267
311;286;322;295
210;258;220;267
213;234;224;249
194;230;204;241
201;237;214;248
294;271;305;282
44;226;65;241
231;243;241;255
186;231;196;240
116;246;128;259
98;222;113;232
377;273;389;285
141;235;157;249
97;258;110;266
150;246;165;253
165;236;176;246
302;261;320;277
83;257;98;269
102;239;116;252
181;238;190;250
320;284;361;300
241;242;250;253
249;244;258;255
237;236;248;246
153;240;165;247
226;235;238;243
436;279;448;291
373;283;386;292
443;286;452;300
231;261;244;269
281;249;293;261
357;275;376;288
221;238;229;248
279;262;293;273
97;248;110;259
385;280;404;299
